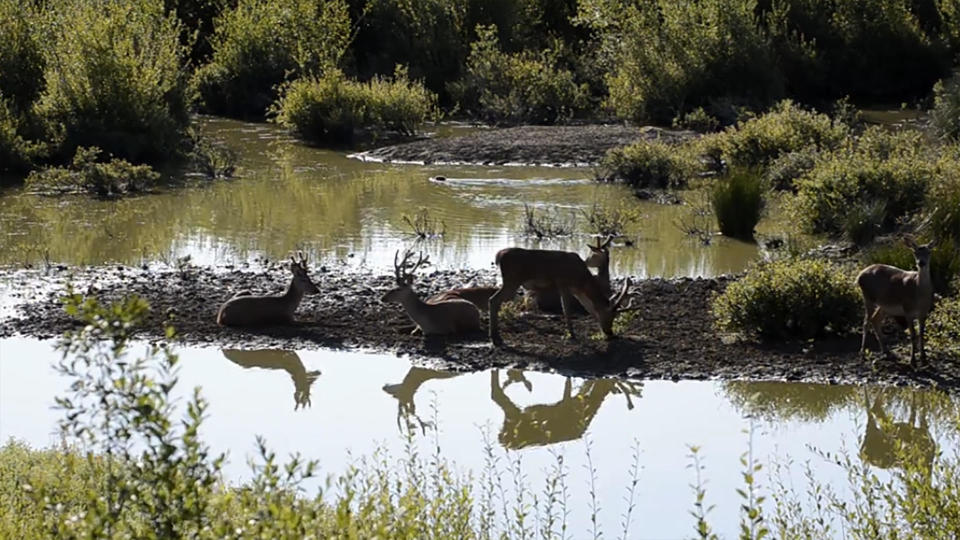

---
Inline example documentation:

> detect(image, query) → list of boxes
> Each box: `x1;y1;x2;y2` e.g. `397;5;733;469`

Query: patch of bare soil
353;125;695;166
1;264;957;390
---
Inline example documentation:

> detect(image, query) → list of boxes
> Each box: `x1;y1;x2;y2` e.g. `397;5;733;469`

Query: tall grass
711;168;764;240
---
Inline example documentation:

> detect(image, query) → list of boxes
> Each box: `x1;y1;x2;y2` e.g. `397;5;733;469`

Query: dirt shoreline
2;264;958;390
352;125;696;166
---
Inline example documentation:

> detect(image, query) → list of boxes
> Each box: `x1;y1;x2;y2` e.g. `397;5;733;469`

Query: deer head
594;278;637;339
585;235;613;269
382;250;430;302
289;251;319;294
903;235;933;271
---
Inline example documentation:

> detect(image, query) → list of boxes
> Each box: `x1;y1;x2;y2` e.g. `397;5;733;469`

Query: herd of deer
216;235;937;366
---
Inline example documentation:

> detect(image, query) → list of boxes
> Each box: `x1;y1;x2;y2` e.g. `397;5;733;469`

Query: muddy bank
1;263;958;389
352;125;695;166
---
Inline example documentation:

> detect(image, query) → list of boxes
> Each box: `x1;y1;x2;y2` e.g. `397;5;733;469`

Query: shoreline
2;264;958;390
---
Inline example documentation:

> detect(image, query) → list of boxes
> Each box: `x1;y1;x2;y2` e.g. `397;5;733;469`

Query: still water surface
0;117;763;276
2;337;956;538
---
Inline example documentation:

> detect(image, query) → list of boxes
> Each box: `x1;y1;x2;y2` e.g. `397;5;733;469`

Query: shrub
581;200;641;237
271;68;438;144
0;96;40;175
765;147;818;191
597;139;697;188
790;128;932;239
36;0;190;164
712;258;862;339
711;168;764;240
453;24;588;125
708;101;848;169
26;146;160;198
927;166;960;244
192;0;350;118
0;0;44;117
579;0;781;123
936;74;960;142
521;203;576;238
672;107;721;133
927;293;960;359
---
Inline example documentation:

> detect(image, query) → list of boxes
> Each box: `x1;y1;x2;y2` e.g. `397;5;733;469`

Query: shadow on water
221;349;320;410
382;366;643;448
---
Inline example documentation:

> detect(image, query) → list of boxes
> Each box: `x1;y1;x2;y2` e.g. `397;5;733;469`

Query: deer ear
903;235;918;249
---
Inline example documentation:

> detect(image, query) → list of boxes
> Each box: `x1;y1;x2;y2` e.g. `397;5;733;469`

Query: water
0;117;763;276
2;337;956;538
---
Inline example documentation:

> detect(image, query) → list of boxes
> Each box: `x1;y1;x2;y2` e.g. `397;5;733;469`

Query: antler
612;278;642;313
590;235;614;250
290;250;308;268
393;249;430;284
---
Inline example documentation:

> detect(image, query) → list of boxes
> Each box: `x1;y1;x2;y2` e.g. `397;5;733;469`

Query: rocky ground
352;125;695;166
2;263;957;390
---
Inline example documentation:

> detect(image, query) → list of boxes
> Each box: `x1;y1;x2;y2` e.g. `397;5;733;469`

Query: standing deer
381;250;482;336
489;247;634;346
530;236;613;313
217;251;320;327
856;236;934;366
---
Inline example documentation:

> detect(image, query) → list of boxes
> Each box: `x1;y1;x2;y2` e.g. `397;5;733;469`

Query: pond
0;117;764;276
2;337;956;538
0;117;954;537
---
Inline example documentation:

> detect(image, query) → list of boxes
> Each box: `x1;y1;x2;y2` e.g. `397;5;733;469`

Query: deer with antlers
382;250;482;336
856;235;935;367
489;247;635;346
530;236;613;313
217;251;320;327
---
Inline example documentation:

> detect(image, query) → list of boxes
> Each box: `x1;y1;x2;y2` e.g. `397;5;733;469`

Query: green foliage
581;200;641;237
192;0;351;118
706;101;848;170
521;203;575;238
598;139;697;189
163;0;226;64
673;107;721;133
0;0;44;117
928;293;960;359
0;96;41;175
272;67;438;144
454;24;588;124
580;0;781;123
927;163;960;244
790;128;932;239
765;147;818;191
36;0;191;165
26;147;161;198
711;168;764;240
712;258;862;339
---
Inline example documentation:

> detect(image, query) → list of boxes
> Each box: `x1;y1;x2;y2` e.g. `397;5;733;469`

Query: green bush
765;147;818;191
927;293;960;359
672;107;721;133
193;0;350;118
578;0;781;123
927;164;960;243
272;68;438;144
0;0;44;117
453;24;588;124
790;127;932;239
597;139;697;188
707;101;848;169
711;168;764;240
36;0;190;164
712;258;861;339
26;146;160;198
0;96;40;175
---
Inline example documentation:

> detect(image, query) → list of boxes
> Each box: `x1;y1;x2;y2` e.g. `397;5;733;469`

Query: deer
217;251;320;327
381;250;482;336
856;236;934;367
529;236;613;313
222;349;320;410
488;247;635;346
427;285;500;311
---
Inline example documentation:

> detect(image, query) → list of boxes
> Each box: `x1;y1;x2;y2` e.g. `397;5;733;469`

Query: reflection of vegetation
581;200;640;237
723;381;859;422
222;349;320;410
402;207;446;239
521;203;576;238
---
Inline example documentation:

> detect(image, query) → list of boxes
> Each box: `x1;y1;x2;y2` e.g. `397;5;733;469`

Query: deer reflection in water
860;388;936;472
382;366;642;447
222;349;320;410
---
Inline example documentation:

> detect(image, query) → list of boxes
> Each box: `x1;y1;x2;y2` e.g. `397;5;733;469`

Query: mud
2;263;958;390
352;125;695;166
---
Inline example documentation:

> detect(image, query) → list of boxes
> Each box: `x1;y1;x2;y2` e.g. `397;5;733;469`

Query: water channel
0;116;956;538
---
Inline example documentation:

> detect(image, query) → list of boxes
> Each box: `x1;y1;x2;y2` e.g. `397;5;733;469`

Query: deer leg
918;315;927;366
559;289;577;340
489;283;519;346
860;305;872;356
868;306;886;356
907;319;917;366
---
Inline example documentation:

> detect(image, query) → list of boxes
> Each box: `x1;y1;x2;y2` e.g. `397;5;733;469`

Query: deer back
496;248;598;291
857;264;931;315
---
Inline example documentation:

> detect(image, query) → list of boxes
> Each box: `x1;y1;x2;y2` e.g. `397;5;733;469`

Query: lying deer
381;250;482;336
530;236;613;313
427;285;499;311
856;236;934;366
489;247;634;346
217;251;320;327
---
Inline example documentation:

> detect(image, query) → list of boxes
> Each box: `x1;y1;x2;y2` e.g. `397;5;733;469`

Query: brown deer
381;250;482;336
489;247;634;346
222;349;320;410
427;286;500;311
856;236;934;366
529;236;613;313
217;252;320;327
